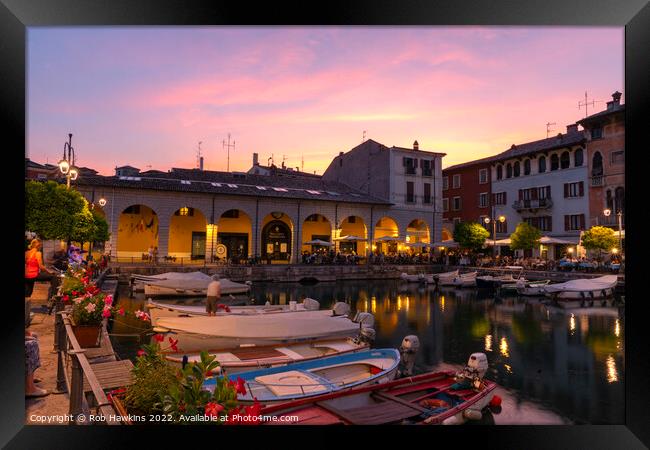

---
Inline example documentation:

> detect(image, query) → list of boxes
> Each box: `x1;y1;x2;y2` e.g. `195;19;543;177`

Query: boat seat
254;370;330;397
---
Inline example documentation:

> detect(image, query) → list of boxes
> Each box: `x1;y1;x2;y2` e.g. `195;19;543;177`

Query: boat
164;337;371;376
132;271;215;291
259;353;499;425
146;298;320;322
542;275;619;308
452;272;478;288
515;279;551;296
143;276;251;297
203;348;400;404
436;270;460;286
400;273;433;284
151;307;374;352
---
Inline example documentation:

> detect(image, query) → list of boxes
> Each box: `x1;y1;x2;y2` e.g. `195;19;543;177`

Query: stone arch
592;151;603;176
301;213;333;253
560;151;571;169
261;212;294;263
116;204;159;260
406;219;430;253
338;215;367;255
168;206;209;260
214;209;253;261
373;216;400;254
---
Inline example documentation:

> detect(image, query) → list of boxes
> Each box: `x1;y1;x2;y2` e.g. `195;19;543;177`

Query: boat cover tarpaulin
543;275;618;293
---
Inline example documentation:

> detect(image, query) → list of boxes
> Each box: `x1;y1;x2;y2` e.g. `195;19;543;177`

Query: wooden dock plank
83;360;134;393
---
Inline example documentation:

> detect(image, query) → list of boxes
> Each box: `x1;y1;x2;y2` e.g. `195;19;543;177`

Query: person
25;239;55;298
25;330;48;398
147;245;154;262
206;279;221;316
152;246;158;265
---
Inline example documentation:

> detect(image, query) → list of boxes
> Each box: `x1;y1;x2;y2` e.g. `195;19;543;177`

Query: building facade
576;91;625;231
442;157;493;237
322;139;446;249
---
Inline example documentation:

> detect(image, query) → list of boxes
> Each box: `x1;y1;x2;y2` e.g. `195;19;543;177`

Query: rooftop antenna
546;122;556;138
301;154;304;172
282;154;287;169
362;130;367;142
222;134;235;172
196;141;202;169
578;91;602;118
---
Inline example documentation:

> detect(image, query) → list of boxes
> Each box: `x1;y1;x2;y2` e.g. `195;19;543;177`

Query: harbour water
110;279;624;425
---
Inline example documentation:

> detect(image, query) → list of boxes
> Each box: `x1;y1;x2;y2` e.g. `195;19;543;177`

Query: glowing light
179;207;189;216
405;296;410;311
606;355;618;383
569;314;576;334
611;248;618;254
98;197;107;207
504;364;512;374
500;337;510;358
397;296;402;310
371;296;376;314
440;296;445;312
485;334;493;352
614;319;620;337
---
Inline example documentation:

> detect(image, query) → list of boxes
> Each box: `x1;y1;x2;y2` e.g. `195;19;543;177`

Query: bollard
68;350;86;424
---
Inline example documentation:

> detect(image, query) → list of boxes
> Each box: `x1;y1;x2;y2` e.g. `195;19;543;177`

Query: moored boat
164;337;371;376
400;273;434;284
144;277;251;297
203;348;400;404
259;352;499;425
452;272;478;288
515;279;551;296
542;275;618;308
436;270;460;286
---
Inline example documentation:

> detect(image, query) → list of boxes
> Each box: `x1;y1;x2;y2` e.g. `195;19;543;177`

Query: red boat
260;353;501;425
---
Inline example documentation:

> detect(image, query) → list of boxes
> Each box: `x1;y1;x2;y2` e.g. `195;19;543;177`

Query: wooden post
55;312;68;393
68;349;86;424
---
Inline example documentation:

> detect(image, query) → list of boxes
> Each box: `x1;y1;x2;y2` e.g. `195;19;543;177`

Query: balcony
422;168;433;177
405;167;416;175
599;214;624;228
512;198;553;211
591;176;603;187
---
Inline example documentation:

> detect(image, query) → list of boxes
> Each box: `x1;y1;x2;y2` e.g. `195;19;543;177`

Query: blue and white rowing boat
202;348;400;404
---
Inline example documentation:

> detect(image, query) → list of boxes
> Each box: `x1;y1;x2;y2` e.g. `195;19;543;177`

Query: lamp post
58;133;78;189
604;208;623;261
484;215;506;258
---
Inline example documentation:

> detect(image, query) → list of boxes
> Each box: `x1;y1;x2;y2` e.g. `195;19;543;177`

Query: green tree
453;222;489;252
510;222;542;251
581;226;617;261
25;181;86;240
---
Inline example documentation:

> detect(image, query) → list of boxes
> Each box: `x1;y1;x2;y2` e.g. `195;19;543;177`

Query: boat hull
144;282;250;297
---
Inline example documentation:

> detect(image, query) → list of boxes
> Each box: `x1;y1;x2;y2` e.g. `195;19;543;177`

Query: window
550;154;559;171
422;160;433;176
606;189;614;211
423;183;431;204
513;161;520;177
525;216;552;232
348;216;356;223
406;181;415;203
591;127;603;139
611;150;624;164
506;163;512;178
452;174;461;189
524;159;531;175
496;165;503;180
565;214;585;231
453;217;462;227
496;220;507;234
123;205;140;214
453;196;461;211
443;198;449;212
404;157;416;175
614;186;625;215
538;156;546;173
560;151;570;169
175;207;194;216
442;176;449;191
564;182;584;198
221;209;239;218
479;193;488;208
479;168;488;184
592;152;603;176
574;148;584;166
37;173;47;180
493;192;507;205
538;186;551;199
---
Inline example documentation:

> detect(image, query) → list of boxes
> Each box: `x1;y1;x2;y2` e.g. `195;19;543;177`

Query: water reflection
112;279;625;424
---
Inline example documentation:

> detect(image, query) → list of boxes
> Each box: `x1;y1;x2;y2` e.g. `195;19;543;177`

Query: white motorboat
542;275;618;308
143;276;251;297
452;272;478;288
400;273;434;283
152;308;374;352
163;337;370;376
435;270;460;286
515;279;551;296
132;271;213;291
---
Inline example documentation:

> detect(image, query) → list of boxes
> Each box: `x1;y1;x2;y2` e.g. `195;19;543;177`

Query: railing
512;198;553;211
591;176;603;187
405;167;416;175
599;215;624;227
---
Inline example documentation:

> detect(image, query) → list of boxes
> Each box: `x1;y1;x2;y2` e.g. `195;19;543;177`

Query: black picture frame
4;0;649;448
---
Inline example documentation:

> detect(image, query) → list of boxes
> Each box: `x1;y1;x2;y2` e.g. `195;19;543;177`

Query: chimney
413;140;419;151
566;124;579;134
199;156;204;171
607;91;622;111
253;153;259;166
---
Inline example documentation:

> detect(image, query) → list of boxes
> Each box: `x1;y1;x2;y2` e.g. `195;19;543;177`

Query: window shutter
403;157;407;167
518;189;523;200
414;159;419;168
580;214;585;230
546;186;551;198
564;183;568;198
564;215;570;231
579;181;584;197
547;216;552;232
492;193;496;205
532;188;538;200
503;192;507;204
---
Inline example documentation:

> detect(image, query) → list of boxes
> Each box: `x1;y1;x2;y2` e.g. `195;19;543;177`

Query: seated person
25;331;48;398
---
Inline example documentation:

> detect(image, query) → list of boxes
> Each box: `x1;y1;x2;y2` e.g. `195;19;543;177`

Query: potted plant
69;287;112;347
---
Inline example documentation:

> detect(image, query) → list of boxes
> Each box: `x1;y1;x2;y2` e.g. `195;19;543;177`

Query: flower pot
71;324;102;348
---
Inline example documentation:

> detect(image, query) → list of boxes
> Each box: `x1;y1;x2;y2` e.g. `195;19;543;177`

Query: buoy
489;395;502;407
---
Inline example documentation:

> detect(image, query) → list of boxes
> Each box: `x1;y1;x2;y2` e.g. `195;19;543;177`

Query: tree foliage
581;226;617;253
25;181;85;240
509;222;542;250
453;222;489;252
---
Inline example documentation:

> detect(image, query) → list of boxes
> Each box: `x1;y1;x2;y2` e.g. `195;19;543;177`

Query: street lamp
58;133;78;189
604;208;624;260
484;215;506;258
98;198;107;207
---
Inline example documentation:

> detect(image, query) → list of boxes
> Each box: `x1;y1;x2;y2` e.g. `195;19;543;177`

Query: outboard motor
358;327;376;344
454;352;489;390
353;312;375;329
332;302;351;317
303;298;320;311
399;335;420;377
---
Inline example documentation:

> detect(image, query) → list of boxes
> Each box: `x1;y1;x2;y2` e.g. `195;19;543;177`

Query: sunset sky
27;27;623;176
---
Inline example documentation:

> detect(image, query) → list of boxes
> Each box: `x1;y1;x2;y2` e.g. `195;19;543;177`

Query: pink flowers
85;303;96;313
104;295;113;306
134;310;151;322
154;334;165;343
102;308;112;318
62;295;70;302
74;297;84;304
118;307;125;316
229;377;247;396
137;349;145;357
168;337;179;352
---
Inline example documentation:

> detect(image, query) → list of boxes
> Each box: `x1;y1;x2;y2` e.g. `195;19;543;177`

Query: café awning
333;235;367;242
432;239;459;248
539;236;580;245
303;239;334;246
376;235;402;242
